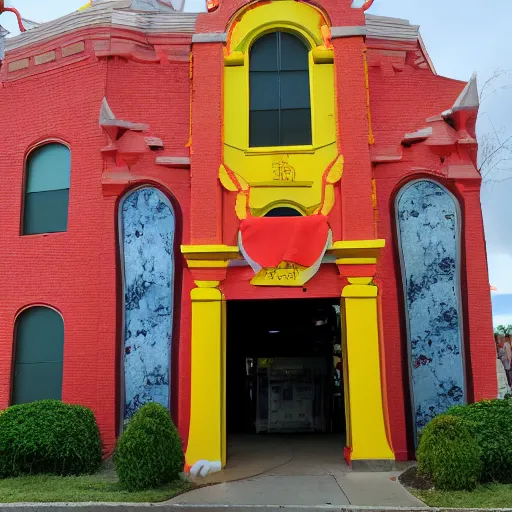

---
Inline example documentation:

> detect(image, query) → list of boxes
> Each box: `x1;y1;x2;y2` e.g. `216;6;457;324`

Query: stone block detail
8;59;29;72
35;51;56;65
62;41;85;57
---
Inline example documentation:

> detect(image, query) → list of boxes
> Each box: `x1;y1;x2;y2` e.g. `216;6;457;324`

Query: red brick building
0;0;496;474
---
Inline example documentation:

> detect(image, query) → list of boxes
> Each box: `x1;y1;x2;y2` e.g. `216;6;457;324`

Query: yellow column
342;277;394;466
186;280;226;477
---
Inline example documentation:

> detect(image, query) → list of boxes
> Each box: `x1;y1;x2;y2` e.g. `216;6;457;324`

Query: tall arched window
396;179;465;445
23;143;70;235
12;306;64;404
249;31;312;147
119;187;176;427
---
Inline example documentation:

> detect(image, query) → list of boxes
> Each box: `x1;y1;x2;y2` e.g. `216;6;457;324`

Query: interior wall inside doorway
226;299;345;436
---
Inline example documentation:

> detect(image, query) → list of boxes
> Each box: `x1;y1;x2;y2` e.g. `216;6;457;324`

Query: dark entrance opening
226;299;345;436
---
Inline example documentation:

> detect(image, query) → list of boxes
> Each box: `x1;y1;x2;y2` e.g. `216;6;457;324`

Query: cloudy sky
2;0;512;325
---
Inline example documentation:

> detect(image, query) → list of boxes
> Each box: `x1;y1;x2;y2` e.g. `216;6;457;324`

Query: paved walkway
170;436;424;507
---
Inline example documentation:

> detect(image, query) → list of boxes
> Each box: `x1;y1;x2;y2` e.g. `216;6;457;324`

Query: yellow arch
222;0;339;217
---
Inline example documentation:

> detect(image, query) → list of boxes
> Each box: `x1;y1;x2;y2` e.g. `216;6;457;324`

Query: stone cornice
1;25;191;82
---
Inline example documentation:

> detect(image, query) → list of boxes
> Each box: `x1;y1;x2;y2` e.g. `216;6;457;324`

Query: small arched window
12;306;64;404
264;207;303;217
249;31;312;148
23;143;70;235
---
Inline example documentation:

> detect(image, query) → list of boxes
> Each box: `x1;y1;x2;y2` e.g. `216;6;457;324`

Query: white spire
452;73;479;112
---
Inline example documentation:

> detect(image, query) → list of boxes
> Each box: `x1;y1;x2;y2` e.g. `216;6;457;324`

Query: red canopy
239;215;331;269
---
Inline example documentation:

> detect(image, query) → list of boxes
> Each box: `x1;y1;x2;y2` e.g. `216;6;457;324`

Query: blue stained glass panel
121;187;175;426
396;180;466;444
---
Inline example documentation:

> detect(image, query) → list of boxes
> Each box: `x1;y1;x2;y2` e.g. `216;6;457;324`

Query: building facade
0;0;496;475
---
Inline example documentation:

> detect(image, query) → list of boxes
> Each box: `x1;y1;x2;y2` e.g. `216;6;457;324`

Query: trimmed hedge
417;415;481;491
114;403;184;491
0;400;102;478
447;399;512;483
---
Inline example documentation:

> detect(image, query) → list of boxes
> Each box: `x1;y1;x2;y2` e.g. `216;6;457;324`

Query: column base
350;459;396;472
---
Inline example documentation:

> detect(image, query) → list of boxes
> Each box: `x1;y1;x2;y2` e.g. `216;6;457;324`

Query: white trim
331;26;367;38
192;32;227;43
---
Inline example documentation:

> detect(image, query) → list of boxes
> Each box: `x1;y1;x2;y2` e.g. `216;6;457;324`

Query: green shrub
447;399;512;483
0;400;102;479
114;403;184;491
417;415;481;491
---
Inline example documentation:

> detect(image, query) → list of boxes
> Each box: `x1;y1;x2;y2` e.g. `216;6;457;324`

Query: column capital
342;278;378;298
347;277;373;285
191;283;223;302
182;244;241;284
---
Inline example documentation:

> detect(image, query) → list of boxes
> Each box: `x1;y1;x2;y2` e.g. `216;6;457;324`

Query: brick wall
0;54;193;454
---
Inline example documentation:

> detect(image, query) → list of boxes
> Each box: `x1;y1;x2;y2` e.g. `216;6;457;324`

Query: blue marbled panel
121;187;175;426
396;180;465;443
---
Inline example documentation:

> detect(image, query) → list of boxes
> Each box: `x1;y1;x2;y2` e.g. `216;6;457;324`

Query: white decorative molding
192;32;227;44
5;2;197;52
331;26;367;38
365;14;420;42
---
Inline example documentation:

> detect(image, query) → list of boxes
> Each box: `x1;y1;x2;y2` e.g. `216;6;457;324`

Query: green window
12;307;64;405
249;31;312;147
23;143;70;235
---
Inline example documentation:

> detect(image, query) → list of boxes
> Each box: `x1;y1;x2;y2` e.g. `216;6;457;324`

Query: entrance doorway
226;298;346;469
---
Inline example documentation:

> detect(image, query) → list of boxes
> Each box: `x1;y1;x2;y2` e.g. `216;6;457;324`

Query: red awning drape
239;215;331;269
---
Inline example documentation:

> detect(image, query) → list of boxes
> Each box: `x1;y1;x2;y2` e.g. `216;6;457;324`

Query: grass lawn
410;484;512;508
0;473;194;503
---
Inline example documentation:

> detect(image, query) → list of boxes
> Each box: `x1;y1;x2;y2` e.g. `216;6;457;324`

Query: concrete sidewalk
169;472;424;507
0;506;432;512
168;436;424;508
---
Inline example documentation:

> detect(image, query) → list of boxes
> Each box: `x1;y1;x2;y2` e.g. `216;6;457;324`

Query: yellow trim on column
329;239;385;260
186;283;226;475
221;299;227;468
187;261;231;269
342;278;394;461
182;244;241;261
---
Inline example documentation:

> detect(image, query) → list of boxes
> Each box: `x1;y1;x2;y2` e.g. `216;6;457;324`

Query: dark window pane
250;32;278;71
12;307;64;405
265;207;303;217
281;109;312;146
26;144;70;193
250;110;280;147
280;32;309;71
23;188;69;235
280;71;311;110
250;72;280;111
249;31;312;148
12;362;63;404
15;307;64;364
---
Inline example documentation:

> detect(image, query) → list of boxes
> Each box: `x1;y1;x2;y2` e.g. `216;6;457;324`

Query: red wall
369;62;496;458
0;55;193;455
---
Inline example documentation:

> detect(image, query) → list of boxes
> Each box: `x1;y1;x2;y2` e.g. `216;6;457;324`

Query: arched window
12;306;64;404
396;179;465;444
249;31;312;147
23;143;70;235
119;187;176;427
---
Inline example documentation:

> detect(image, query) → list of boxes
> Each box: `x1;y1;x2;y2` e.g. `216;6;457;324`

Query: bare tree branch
477;69;512;184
